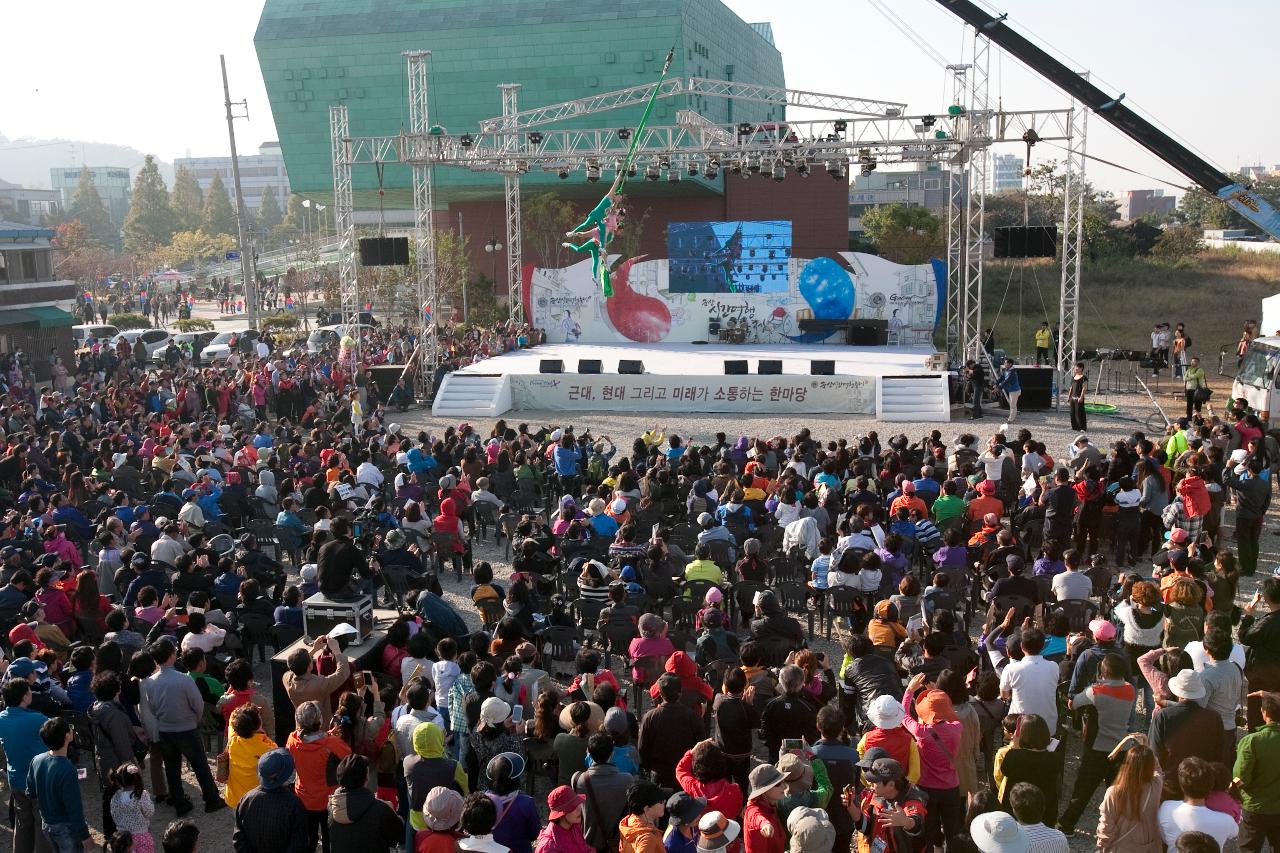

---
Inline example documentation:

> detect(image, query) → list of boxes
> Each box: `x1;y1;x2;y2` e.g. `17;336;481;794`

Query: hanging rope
375;161;386;236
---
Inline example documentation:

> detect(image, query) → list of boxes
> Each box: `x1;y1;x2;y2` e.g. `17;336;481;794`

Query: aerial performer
563;45;674;296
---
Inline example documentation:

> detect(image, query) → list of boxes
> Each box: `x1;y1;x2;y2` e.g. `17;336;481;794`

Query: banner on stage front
509;374;875;414
529;251;944;346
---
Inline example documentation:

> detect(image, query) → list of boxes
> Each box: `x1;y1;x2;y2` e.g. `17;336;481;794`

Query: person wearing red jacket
648;651;713;712
742;765;785;853
675;741;744;829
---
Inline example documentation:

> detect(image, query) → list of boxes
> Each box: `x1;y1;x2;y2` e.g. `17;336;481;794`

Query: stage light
729;161;742;175
617;128;632;141
667;169;680;183
586;162;601;182
558;168;569;180
645;161;660;181
826;160;846;179
921;115;937;128
797;161;810;178
948;104;965;116
746;156;761;174
528;131;543;145
771;160;786;181
737;122;753;136
834;119;847;133
687;162;699;177
704;160;719;179
627;166;637;178
460;134;473;147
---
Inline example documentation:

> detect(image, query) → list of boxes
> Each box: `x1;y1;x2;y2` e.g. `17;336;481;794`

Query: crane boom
933;0;1280;240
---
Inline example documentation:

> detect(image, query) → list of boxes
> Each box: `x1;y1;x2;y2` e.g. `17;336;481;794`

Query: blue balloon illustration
788;257;855;342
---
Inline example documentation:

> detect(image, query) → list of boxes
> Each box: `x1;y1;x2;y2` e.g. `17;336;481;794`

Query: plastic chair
476;597;505;629
825;587;866;640
539;625;578;678
602;620;639;670
631;655;666;712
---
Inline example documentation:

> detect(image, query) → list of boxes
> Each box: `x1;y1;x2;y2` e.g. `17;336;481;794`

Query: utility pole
221;54;258;329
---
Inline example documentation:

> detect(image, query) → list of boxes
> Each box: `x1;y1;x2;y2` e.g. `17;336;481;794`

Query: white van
72;324;119;347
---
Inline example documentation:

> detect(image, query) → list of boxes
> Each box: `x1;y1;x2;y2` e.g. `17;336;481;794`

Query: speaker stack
1014;366;1054;410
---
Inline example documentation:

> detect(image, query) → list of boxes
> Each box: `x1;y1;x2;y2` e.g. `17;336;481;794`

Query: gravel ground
17;398;1277;853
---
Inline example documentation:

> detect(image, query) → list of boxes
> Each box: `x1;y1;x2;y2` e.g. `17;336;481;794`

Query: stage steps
876;373;950;422
431;373;512;418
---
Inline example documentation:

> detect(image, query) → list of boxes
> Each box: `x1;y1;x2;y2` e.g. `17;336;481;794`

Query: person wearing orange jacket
286;699;352;853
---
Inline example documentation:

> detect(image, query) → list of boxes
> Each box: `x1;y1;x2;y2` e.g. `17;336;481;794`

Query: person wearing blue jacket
995;357;1022;423
26;716;90;853
0;675;50;853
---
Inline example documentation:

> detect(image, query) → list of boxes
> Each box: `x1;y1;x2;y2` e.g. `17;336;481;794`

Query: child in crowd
109;763;155;853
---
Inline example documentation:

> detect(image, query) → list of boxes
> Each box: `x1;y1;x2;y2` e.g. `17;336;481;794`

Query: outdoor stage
435;341;946;417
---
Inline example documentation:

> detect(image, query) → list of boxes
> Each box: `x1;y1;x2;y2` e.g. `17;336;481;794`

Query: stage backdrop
510;374;875;414
526;251;945;346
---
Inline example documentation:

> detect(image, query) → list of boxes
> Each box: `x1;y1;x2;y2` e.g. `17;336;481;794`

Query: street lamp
484;238;503;284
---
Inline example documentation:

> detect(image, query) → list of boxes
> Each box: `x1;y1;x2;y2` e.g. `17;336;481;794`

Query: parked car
201;329;262;364
72;324;119;347
151;331;218;366
110;329;172;358
305;323;376;354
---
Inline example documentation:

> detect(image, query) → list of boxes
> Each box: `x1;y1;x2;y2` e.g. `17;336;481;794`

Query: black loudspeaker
847;319;889;346
577;359;602;374
357;236;410;266
724;360;748;375
618;360;645;374
811;360;835;375
758;360;783;375
1014;366;1054;410
539;359;564;374
994;226;1058;259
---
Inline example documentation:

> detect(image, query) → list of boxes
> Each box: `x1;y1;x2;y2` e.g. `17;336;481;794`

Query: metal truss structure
1056;93;1089;399
405;50;437;391
327;43;1085;372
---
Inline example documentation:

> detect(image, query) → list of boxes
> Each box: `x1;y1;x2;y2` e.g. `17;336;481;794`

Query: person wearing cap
970;810;1030;853
775;751;831;828
843;755;926;853
123;552;171;608
485;753;540;853
610;782;667;853
664;792;708;853
327;754;405;853
695;811;741;853
535;785;591;853
0;677;50;853
472;698;525;791
1067;617;1124;697
889;481;927;520
405;721;468;830
1057;653;1136;834
900;673;963;846
1151;669;1227;775
231;748;310;853
743;764;786;853
415;787;466;853
638;674;706;789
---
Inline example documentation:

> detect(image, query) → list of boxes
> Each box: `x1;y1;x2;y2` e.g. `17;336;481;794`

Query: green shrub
260;313;300;331
173;319;214;332
106;312;150;330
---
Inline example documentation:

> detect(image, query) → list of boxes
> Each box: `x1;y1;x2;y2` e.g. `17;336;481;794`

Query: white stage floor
457;342;939;378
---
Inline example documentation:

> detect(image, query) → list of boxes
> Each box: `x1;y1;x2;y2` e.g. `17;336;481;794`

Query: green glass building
254;0;785;209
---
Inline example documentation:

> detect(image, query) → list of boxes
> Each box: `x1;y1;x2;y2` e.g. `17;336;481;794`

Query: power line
866;0;949;68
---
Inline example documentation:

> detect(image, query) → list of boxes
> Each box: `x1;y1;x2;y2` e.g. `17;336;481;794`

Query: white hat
697;811;741;851
387;423;402;436
480;696;512;727
219;424;233;435
867;695;906;729
550;428;564;441
969;813;1028;853
112;452;128;467
300;564;318;581
1169;668;1207;701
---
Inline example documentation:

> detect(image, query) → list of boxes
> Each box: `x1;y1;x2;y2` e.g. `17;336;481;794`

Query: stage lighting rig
737;122;753;136
557;168;569;180
746;156;761;174
585;161;601;182
771;160;786;181
460;134;473;147
704;159;720;179
687;162;699;177
667;168;680;183
617;128;632;141
645;160;660;181
528;131;543;145
797;161;810;178
833;119;847;133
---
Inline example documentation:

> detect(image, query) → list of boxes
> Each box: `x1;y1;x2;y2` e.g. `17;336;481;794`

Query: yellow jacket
224;730;277;807
1035;328;1051;348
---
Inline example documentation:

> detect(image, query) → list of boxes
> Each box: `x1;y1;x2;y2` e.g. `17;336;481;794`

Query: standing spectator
1242;578;1280;729
842;757;926;853
328;754;404;853
0;677;50;853
26;717;89;853
1034;321;1052;367
807;707;859;853
759;665;820;763
637;674;704;789
282;635;350;720
999;628;1059;734
1225;459;1270;577
534;786;590;853
140;638;225;815
1067;361;1088;431
224;704;277;809
617;781;667;853
404;721;468;831
1158;757;1239;850
1058;653;1136;834
1199;630;1243;764
1008;783;1067;853
901;674;963;846
287;700;353;853
232;748;311;853
1184;357;1207;418
486;753;541;853
996;358;1022;423
1097;740;1163;853
1151;670;1226;775
416;788;466;853
572;732;634;853
161;820;201;853
674;740;743;829
1234;690;1280;853
743;765;786;853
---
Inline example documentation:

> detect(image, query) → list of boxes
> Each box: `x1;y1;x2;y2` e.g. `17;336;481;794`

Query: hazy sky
2;0;1274;197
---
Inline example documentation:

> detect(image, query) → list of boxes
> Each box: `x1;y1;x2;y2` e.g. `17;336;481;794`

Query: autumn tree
522;192;579;267
159;230;238;274
122;155;175;255
202;172;237;237
69;168;118;247
170;167;204;233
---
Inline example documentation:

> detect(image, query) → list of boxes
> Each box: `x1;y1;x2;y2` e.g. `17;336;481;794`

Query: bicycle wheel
1144;411;1169;433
